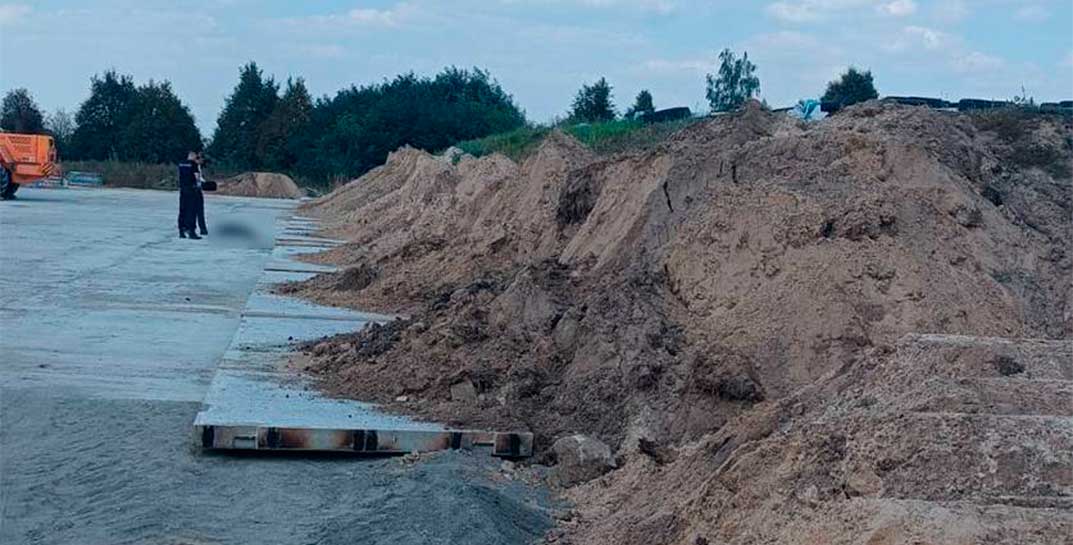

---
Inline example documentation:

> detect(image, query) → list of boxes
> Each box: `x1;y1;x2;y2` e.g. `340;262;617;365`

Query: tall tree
821;67;878;109
45;108;76;153
625;89;655;119
706;49;760;112
570;77;616;123
256;78;313;171
1;88;45;133
209;62;279;169
70;71;138;160
120;80;202;163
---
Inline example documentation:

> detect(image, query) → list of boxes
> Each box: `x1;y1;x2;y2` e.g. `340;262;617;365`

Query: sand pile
215;172;303;199
287;101;1072;543
562;334;1073;544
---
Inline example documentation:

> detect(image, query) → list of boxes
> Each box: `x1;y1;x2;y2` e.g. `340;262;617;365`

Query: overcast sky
1;0;1071;133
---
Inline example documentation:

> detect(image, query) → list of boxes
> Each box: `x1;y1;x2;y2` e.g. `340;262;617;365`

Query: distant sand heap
215;172;303;199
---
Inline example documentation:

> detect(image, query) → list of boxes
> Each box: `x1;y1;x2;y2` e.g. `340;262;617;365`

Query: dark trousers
194;189;207;233
178;188;199;234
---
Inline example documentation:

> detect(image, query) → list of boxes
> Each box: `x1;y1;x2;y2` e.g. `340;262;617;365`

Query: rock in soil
550;434;616;487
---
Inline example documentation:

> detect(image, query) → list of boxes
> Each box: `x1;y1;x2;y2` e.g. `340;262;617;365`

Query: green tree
570;77;616;123
45;108;76;153
1;88;45;133
70;71;138;160
209;62;279;169
120;80;202;163
624;89;655;119
706;49;760;112
821;67;878;109
256;78;313;171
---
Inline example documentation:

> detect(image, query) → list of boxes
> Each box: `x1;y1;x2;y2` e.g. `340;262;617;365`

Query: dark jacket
178;160;200;191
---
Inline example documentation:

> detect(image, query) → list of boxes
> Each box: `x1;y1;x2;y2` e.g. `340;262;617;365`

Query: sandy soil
283;101;1073;544
215;172;304;199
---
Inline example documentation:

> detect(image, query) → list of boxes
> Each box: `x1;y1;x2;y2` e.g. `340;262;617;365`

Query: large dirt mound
287;101;1072;543
215;171;303;199
563;334;1073;544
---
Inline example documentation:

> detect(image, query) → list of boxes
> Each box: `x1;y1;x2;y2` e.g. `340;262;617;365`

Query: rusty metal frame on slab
197;425;533;458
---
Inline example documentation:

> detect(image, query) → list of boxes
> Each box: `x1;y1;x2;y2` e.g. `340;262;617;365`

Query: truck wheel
0;169;16;200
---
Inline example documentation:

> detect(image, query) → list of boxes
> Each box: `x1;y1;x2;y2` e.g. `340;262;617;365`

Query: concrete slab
264;260;339;274
193;213;532;458
258;270;318;285
0;188;549;545
275;234;346;245
0;188;293;401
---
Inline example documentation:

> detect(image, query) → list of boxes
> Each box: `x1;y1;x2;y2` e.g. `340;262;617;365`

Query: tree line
566;49;876;123
204;63;526;183
2;52;878;184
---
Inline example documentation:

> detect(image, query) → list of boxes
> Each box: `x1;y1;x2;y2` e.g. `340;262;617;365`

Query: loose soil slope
286;101;1072;543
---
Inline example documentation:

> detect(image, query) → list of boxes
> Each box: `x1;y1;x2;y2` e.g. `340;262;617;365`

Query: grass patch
971;107;1038;143
970;108;1073;179
456;125;551;162
455;117;701;162
566;118;697;155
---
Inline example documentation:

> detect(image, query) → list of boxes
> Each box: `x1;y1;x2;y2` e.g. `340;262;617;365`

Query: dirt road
0;188;552;544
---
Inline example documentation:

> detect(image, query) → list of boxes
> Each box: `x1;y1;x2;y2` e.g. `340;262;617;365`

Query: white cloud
502;0;677;14
1014;5;1048;22
765;1;827;23
578;0;676;14
765;0;921;23
883;25;1007;77
932;0;968;22
346;6;404;26
0;3;30;26
281;3;420;30
876;0;916;17
952;51;1004;73
899;25;951;50
641;57;712;75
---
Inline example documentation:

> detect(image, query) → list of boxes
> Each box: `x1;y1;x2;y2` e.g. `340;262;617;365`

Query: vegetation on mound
971;107;1073;179
457;117;700;161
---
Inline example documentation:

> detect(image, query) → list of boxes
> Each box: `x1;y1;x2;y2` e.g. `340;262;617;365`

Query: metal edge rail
197;424;534;458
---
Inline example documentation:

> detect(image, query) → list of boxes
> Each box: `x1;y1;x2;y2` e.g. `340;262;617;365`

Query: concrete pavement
0;187;552;545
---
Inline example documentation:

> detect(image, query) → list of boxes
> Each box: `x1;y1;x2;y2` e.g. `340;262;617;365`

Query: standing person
177;151;201;240
193;153;208;236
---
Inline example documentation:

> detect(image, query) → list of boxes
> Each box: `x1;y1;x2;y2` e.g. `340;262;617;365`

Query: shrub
569;78;616;123
822;67;878;109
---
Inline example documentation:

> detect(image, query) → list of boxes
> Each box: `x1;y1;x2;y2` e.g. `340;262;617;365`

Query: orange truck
0;133;59;200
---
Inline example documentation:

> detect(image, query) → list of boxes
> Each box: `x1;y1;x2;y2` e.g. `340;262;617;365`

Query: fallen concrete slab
193;213;533;458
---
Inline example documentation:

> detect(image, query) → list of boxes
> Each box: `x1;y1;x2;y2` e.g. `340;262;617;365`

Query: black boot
188;231;202;240
180;231;187;239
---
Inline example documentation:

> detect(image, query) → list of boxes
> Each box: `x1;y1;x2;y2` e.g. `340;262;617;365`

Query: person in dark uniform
193;152;208;236
177;152;201;239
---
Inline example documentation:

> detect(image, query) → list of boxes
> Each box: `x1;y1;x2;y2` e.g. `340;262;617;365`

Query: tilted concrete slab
258;270;318;286
194;214;533;458
275;234;347;245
